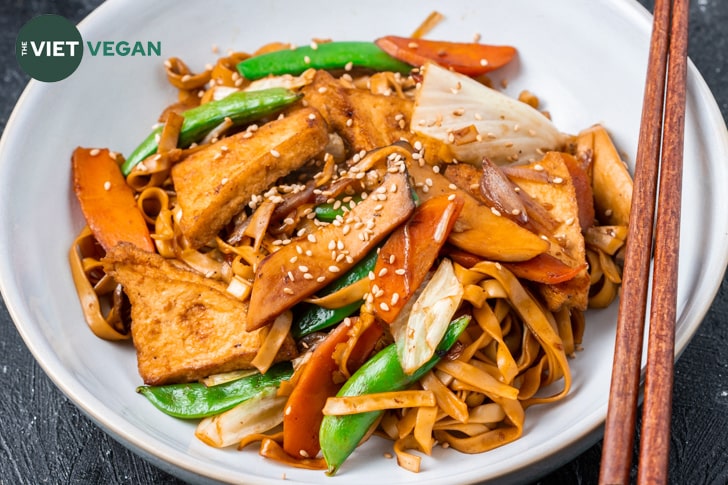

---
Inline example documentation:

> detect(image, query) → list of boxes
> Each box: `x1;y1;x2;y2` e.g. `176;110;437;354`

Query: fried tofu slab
514;152;590;311
301;70;413;153
103;243;297;385
171;107;329;249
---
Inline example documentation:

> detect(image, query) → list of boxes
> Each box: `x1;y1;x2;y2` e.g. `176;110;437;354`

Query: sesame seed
103;181;111;191
495;262;503;270
328;240;336;250
296;245;303;254
448;193;456;201
317;276;326;282
289;256;298;264
285;406;292;415
552;176;564;184
307;234;317;243
368;271;376;280
491;207;501;216
391;293;400;305
480;58;489;67
283;217;295;225
308;113;317;120
303;273;314;280
534;164;544;171
270;149;281;158
89;148;100;156
304;55;311;64
283;287;294;295
345;61;353;71
342;225;351;235
328;265;341;273
287;271;295;281
389;254;395;264
378;268;388;277
379;302;390;312
298;265;309;273
318;86;328;94
395;268;406;276
305;250;313;257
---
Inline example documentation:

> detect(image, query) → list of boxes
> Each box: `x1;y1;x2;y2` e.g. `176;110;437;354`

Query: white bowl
2;0;727;483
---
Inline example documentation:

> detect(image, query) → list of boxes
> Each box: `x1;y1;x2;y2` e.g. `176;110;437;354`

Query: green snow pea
319;315;471;475
136;361;292;419
313;194;364;223
291;248;379;339
121;87;301;176
237;42;412;80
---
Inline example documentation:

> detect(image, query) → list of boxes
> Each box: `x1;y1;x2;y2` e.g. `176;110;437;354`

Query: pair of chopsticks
599;0;690;484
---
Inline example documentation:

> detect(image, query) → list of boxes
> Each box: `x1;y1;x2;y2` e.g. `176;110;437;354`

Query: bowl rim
2;0;728;483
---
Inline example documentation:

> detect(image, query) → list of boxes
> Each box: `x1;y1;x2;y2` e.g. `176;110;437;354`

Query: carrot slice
375;35;516;76
372;194;464;323
561;154;595;231
72;147;154;252
504;254;587;285
445;246;585;285
282;320;381;460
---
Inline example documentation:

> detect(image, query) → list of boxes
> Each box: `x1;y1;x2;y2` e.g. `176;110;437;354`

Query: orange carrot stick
72;147;155;252
372;195;464;323
375;36;517;76
283;320;381;460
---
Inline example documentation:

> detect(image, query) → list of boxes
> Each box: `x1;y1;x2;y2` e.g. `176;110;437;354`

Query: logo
15;14;163;83
16;14;83;82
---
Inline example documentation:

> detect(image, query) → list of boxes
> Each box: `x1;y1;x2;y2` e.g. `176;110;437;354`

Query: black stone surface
1;1;727;484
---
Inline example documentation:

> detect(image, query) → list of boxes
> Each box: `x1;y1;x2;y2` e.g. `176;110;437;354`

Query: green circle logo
16;14;83;82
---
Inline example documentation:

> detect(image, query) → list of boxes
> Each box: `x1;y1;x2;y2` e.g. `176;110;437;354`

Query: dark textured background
1;1;726;484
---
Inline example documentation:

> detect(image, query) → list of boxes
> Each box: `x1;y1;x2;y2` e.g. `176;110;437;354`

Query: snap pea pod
120;87;301;176
314;194;364;222
136;361;292;419
319;315;471;475
237;42;412;81
291;248;378;339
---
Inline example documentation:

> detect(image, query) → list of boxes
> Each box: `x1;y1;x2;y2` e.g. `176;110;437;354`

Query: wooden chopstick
599;0;690;484
638;0;690;482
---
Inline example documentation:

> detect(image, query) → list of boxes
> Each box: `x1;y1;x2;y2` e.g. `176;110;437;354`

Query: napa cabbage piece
391;258;464;374
411;62;568;165
195;386;287;448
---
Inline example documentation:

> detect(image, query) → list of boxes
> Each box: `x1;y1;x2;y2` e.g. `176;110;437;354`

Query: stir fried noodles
69;23;631;475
